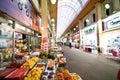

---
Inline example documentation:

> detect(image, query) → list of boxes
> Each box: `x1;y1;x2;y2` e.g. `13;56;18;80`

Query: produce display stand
0;68;17;80
3;68;29;80
0;50;83;80
40;59;59;80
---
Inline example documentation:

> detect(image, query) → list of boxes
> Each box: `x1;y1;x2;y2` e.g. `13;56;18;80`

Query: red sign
41;37;48;51
71;34;80;39
32;14;40;31
42;37;48;43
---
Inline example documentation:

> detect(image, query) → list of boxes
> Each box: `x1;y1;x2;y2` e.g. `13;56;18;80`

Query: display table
41;59;58;80
3;68;29;80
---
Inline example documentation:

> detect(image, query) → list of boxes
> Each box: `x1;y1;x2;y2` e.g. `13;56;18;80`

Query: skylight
56;0;88;39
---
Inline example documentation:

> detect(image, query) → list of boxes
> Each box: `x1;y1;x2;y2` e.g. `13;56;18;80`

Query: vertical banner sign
41;37;48;51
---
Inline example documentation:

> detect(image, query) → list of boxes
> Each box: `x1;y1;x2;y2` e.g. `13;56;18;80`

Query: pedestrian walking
69;42;72;48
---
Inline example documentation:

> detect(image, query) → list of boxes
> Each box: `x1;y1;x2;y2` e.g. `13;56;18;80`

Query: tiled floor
63;46;120;80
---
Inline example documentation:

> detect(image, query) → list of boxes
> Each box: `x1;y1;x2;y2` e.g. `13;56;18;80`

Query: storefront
0;19;14;67
0;0;41;67
71;32;80;48
101;11;120;56
81;23;97;52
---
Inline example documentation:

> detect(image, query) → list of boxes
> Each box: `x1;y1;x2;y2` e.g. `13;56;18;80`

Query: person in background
69;42;72;48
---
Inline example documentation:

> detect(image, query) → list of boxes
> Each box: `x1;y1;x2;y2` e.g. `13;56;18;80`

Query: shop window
106;9;110;16
50;33;52;37
84;20;87;27
0;15;14;28
0;28;13;67
15;32;29;53
93;13;96;22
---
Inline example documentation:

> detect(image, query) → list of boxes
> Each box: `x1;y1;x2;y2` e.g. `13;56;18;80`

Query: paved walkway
63;46;120;80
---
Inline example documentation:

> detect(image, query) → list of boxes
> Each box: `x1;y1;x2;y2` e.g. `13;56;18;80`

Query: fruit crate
40;60;59;80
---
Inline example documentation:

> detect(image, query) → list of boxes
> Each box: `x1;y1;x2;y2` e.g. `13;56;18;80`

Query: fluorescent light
20;0;27;4
51;18;55;22
51;0;56;4
86;19;89;22
52;23;55;27
41;27;44;30
76;26;78;28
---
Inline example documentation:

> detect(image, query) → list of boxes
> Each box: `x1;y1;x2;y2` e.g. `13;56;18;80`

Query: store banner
103;12;120;30
32;14;41;31
41;37;48;51
0;0;33;26
71;34;80;39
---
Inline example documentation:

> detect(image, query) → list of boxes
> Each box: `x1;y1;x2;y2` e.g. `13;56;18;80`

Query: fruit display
39;51;56;60
58;57;66;66
55;68;81;80
15;53;26;59
20;57;39;68
54;73;65;80
47;52;56;60
47;59;55;70
24;67;42;80
71;73;80;80
63;69;73;80
39;51;48;58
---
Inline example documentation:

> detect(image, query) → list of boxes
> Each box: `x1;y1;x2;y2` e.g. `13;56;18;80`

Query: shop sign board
0;0;41;31
83;24;96;35
71;33;80;39
82;23;97;46
103;12;120;30
32;14;41;31
0;0;33;26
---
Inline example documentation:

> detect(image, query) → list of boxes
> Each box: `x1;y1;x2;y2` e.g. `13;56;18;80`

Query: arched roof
57;0;88;38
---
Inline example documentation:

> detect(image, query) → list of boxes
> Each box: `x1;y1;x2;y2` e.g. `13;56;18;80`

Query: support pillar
41;0;49;51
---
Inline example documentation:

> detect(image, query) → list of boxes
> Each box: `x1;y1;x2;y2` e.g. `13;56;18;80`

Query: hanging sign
103;12;120;30
84;26;95;34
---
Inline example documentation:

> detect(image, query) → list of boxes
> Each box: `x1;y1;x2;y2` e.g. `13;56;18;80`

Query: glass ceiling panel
56;0;88;39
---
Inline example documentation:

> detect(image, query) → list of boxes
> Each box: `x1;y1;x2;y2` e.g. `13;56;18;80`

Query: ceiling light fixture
86;19;89;22
51;0;56;4
51;18;55;22
105;3;110;9
52;23;55;27
76;26;78;28
74;28;76;30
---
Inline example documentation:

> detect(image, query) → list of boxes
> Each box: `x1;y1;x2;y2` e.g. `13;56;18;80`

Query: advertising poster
0;0;33;26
